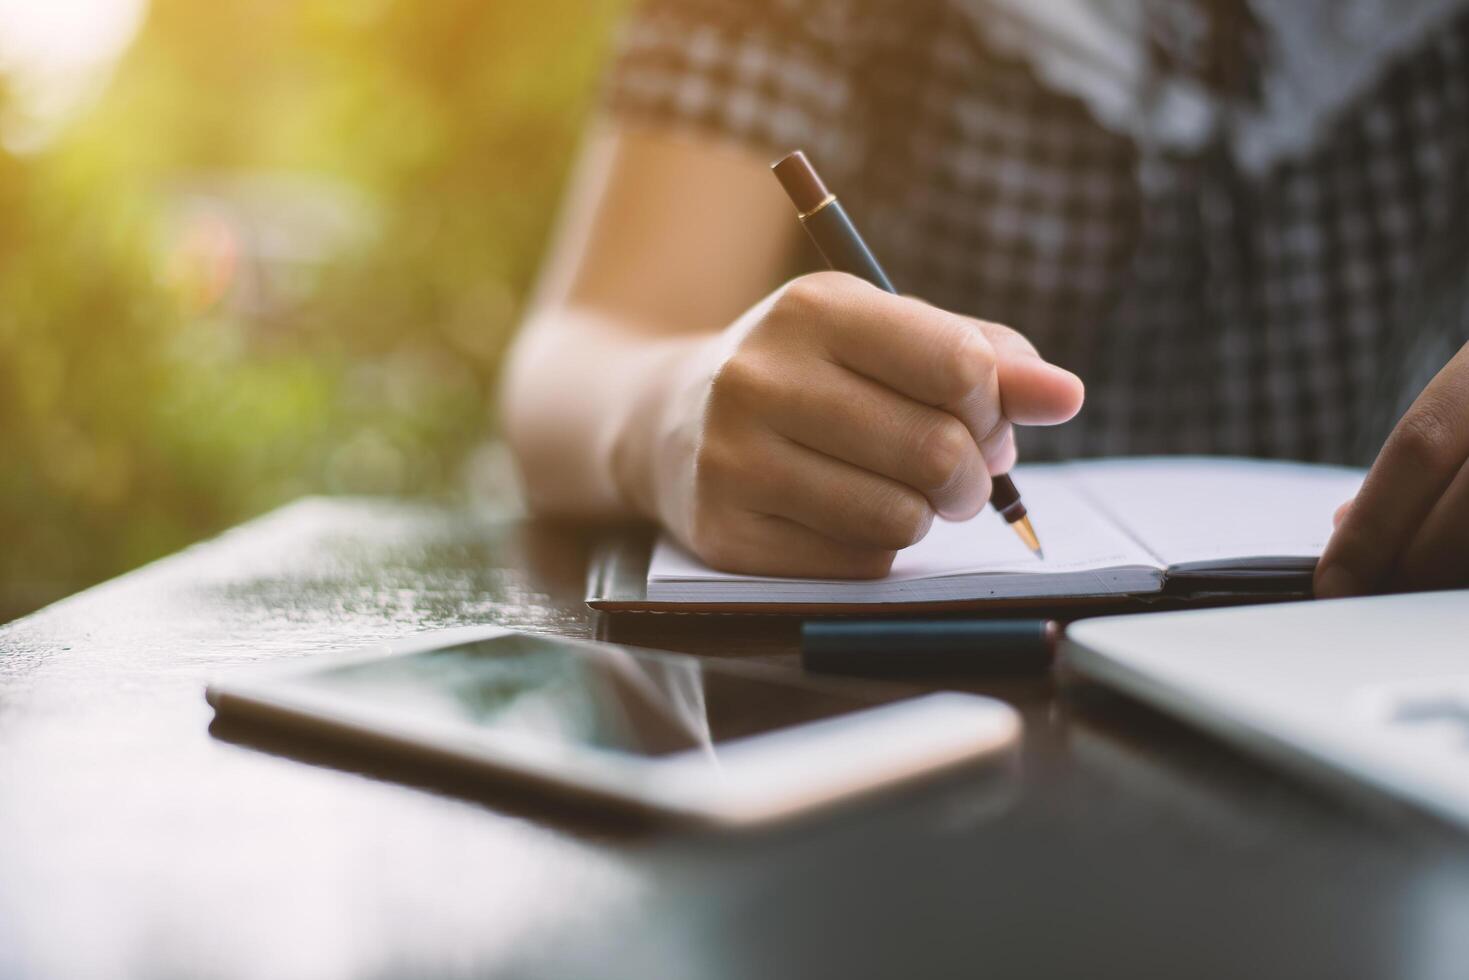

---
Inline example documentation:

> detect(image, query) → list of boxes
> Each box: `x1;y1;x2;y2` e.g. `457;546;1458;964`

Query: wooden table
3;494;1468;980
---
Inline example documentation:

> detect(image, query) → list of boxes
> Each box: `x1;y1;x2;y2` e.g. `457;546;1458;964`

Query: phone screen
296;634;874;758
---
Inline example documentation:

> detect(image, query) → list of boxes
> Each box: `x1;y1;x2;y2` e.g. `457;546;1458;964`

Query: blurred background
0;0;628;621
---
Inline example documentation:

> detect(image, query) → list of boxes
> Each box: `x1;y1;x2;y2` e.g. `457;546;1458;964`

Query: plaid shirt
606;0;1469;466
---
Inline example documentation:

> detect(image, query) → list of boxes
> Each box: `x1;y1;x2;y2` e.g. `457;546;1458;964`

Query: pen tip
1012;515;1043;559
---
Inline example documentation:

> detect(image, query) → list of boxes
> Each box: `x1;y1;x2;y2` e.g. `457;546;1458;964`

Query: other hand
1317;340;1469;596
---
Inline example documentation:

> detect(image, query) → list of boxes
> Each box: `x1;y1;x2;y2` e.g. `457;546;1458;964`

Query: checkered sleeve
604;0;860;173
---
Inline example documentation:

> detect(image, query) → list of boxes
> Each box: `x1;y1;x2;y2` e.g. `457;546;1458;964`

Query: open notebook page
1067;457;1364;575
647;466;1163;604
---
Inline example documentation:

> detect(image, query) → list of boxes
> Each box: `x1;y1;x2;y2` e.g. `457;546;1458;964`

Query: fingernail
1042;363;1086;402
1315;563;1364;599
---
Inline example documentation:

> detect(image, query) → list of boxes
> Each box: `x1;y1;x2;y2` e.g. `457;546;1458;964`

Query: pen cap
771;149;896;293
802;619;1059;676
771;150;830;215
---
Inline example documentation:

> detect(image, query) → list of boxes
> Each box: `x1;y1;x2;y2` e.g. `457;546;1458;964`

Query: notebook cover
584;534;1311;617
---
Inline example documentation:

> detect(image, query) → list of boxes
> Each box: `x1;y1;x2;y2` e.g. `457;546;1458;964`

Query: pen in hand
771;149;1046;559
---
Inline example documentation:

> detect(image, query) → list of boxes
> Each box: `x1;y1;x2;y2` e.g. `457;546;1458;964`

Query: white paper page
647;465;1161;602
1067;457;1364;570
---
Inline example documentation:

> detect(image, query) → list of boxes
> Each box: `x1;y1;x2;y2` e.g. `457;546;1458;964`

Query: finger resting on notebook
1394;456;1469;590
1318;465;1439;599
724;436;936;552
758;363;991;520
1317;346;1469;597
690;511;897;580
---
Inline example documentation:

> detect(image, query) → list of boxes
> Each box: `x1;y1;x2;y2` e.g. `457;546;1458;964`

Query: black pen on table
771;150;1045;558
802;619;1061;676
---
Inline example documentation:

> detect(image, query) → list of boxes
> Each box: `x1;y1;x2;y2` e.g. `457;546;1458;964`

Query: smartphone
205;626;1019;828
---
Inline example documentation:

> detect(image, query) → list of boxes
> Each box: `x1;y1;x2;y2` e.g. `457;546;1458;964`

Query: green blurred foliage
0;0;629;618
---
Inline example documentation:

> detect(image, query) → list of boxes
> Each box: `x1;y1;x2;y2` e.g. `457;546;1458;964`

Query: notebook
589;458;1364;613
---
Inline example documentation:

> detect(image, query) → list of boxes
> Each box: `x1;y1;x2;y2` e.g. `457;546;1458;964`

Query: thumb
997;354;1085;426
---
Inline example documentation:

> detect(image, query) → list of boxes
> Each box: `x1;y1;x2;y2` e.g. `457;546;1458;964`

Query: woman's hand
1317;340;1469;596
632;271;1084;578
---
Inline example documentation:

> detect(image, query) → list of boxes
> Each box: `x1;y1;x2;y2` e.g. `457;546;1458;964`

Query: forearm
501;305;707;519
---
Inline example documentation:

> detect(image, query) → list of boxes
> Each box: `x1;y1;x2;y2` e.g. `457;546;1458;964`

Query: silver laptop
1064;590;1469;829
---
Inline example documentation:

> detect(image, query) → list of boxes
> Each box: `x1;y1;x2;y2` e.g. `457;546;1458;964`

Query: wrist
606;333;711;527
